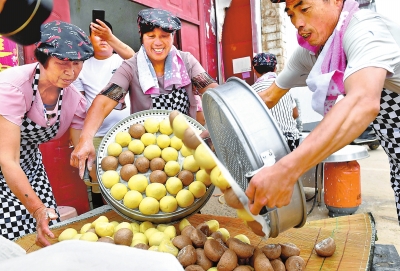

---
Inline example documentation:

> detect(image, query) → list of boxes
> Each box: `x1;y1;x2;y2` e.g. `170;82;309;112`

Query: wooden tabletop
14;209;375;270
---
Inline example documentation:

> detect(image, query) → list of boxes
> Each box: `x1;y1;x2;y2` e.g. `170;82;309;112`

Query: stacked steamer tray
202;77;307;238
96;109;215;224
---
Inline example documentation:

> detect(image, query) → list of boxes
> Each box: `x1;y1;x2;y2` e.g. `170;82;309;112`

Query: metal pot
202;77;307;238
96;109;215;224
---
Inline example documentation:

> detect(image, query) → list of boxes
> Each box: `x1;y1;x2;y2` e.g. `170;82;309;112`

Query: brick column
260;0;287;72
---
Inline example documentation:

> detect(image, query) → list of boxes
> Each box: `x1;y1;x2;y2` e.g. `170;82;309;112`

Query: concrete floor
201;145;400;253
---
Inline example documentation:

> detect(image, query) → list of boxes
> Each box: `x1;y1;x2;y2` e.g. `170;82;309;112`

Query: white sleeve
344;10;400;80
275;46;316;90
72;77;84;92
289;94;296;109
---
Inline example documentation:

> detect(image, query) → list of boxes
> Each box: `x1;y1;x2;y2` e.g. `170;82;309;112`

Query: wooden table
14;207;376;270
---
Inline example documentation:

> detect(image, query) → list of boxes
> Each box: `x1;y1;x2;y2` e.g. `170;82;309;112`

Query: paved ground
201;145;400;253
351;146;400;252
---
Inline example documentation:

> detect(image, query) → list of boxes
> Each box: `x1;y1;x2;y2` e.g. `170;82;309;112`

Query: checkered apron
152;87;190;115
283;132;300;152
372;89;400;225
0;68;62;240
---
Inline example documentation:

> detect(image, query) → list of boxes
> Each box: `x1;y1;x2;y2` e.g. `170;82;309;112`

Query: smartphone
92;9;105;23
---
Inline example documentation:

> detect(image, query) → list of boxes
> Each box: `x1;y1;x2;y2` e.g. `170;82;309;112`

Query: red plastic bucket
39;132;90;215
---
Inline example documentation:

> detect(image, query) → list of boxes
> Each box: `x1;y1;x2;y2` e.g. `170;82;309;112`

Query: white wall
376;0;400;25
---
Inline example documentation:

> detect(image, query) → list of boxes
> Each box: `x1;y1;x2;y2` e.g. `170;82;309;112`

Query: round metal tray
202;77;307;238
96;109;215;224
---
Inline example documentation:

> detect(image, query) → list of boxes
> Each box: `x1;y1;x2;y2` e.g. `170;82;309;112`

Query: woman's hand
90;20;113;42
90;20;135;59
70;95;119;178
33;206;58;247
70;137;96;179
199;130;214;152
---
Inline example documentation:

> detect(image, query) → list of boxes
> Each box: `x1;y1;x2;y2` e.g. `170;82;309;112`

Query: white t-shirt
276;9;400;94
73;54;131;136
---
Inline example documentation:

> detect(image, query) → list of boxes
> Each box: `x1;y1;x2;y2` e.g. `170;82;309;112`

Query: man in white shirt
246;0;400;227
73;20;134;208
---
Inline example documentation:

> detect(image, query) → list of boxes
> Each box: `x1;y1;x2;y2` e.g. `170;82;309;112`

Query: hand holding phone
92;9;105;23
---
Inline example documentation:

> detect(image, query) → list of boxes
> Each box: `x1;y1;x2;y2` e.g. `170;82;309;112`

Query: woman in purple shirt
71;8;218;178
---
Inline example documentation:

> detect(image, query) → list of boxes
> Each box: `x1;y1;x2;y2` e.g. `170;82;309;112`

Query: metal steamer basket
202;77;307;238
96;109;215;224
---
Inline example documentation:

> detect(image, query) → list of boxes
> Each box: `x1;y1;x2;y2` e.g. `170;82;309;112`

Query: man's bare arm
246;66;385;214
258;82;290;109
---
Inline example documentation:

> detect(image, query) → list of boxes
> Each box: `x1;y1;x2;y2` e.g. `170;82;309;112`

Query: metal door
221;0;254;85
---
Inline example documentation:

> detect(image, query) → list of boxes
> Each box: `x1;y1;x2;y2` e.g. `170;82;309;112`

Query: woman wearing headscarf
0;20;93;246
71;8;218;177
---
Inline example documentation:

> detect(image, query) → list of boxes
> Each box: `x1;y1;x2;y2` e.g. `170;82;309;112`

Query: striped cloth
252;74;300;150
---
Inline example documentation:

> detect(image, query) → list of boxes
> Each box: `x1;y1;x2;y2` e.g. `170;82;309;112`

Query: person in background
251;52;300;151
0;21;93;246
247;0;400;226
70;8;218;177
72;19;134;209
